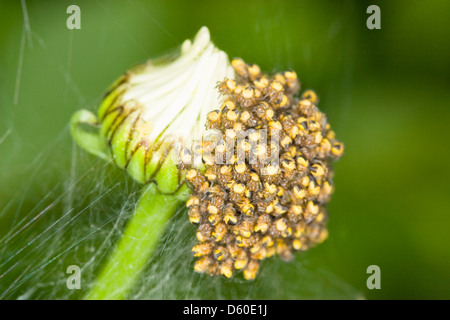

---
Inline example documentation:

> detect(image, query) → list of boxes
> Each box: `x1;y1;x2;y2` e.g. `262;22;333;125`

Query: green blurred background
1;0;450;299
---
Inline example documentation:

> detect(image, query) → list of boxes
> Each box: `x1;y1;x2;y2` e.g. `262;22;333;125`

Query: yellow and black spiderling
181;59;344;280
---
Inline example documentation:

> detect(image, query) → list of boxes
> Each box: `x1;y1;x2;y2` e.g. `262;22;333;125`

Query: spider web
0;0;360;300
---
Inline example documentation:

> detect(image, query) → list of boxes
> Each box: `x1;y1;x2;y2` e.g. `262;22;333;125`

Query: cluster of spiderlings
179;58;344;280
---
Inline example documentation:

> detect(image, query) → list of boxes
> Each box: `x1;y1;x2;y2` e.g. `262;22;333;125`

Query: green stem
85;183;185;300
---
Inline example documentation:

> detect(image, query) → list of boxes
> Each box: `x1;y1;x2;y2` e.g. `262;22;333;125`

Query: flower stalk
86;183;188;300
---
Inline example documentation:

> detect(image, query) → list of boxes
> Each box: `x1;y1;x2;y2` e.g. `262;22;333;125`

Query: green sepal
126;145;147;184
144;144;165;181
98;78;128;120
154;150;180;194
70;109;110;161
110;110;139;169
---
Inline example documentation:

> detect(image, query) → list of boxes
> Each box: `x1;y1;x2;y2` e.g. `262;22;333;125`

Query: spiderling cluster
178;58;344;280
